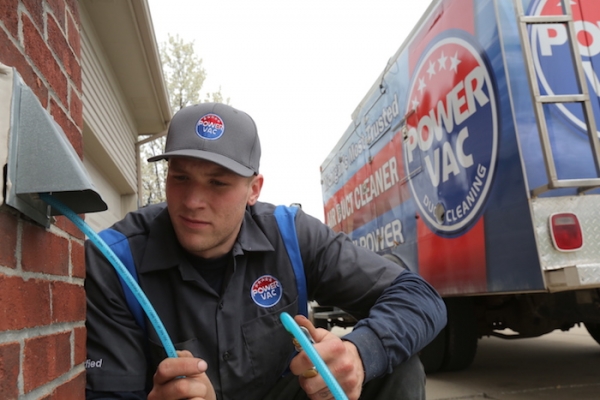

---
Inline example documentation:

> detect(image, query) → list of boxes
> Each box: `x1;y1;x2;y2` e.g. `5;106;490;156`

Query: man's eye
210;179;228;187
172;175;188;182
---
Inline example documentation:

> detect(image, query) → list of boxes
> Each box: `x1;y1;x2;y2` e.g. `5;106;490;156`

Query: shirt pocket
241;300;297;389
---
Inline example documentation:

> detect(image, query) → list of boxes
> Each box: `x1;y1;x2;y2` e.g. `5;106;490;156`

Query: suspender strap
274;205;308;317
98;228;147;332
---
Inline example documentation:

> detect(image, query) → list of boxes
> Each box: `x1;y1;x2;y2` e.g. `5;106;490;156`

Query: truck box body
320;0;600;371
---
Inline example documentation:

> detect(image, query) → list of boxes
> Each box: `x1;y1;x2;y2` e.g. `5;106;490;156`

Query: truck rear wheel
441;297;478;371
421;297;478;373
419;327;446;373
584;322;600;345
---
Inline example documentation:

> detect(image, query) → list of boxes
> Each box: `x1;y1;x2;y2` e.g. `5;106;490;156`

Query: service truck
318;0;600;373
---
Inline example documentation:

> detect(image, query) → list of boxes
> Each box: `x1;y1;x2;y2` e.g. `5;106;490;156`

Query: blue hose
39;193;178;358
280;312;348;400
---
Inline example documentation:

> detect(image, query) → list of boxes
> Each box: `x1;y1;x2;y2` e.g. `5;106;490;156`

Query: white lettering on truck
353;219;404;251
326;156;399;228
405;66;487;188
355;157;399;210
537;21;600;96
322;94;400;193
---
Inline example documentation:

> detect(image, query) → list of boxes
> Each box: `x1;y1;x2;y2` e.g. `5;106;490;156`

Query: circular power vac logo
251;275;282;308
404;34;498;234
530;0;600;137
196;113;225;140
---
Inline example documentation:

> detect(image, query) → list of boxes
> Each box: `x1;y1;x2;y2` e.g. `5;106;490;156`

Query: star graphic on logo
411;97;420;110
450;52;461;73
437;52;448;71
427;61;437;78
417;76;427;94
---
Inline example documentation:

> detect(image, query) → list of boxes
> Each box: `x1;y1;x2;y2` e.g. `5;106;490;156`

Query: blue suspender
98;229;147;332
274;205;308;317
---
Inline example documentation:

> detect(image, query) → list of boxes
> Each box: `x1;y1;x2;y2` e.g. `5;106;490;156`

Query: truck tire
584;322;600;345
440;297;478;371
419;327;446;373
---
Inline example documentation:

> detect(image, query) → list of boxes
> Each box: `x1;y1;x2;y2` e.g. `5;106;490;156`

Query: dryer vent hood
2;64;107;227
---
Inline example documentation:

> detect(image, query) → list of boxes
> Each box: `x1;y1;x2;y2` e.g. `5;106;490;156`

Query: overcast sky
147;0;432;221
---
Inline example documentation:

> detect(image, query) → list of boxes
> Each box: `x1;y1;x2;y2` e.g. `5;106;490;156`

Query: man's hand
289;315;365;400
148;350;216;400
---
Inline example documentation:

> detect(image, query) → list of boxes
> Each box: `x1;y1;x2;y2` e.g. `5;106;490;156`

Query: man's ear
247;174;264;205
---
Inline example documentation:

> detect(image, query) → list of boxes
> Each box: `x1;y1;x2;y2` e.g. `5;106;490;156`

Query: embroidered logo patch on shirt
251;275;282;308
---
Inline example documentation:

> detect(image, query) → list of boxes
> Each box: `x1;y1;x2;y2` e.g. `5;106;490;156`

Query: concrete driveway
426;325;600;399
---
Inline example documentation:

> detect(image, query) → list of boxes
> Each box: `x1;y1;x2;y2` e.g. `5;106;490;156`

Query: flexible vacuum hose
39;193;178;358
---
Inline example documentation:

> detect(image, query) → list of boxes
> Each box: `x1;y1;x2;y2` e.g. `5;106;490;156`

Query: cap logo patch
251;275;282;308
196;113;225;140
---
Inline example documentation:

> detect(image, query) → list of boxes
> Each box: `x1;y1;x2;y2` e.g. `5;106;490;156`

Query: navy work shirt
85;201;446;400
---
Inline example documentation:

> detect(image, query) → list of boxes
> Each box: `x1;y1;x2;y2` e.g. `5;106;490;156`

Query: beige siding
81;9;137;190
81;8;139;225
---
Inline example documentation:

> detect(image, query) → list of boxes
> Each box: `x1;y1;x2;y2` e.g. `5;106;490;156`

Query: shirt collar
139;206;274;273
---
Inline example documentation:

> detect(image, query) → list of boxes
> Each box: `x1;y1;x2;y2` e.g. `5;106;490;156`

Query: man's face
165;157;263;259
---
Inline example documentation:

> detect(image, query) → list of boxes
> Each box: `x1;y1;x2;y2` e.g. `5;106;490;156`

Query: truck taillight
549;213;583;251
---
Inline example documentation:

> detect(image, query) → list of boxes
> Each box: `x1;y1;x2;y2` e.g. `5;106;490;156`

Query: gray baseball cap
148;103;260;177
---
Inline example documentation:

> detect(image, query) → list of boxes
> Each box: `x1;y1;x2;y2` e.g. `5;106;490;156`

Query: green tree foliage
140;34;229;206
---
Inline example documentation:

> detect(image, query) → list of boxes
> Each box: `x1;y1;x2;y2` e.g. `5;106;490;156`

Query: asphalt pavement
425;325;600;399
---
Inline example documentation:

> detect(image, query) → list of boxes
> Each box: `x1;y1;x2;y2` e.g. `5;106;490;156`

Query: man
85;103;446;400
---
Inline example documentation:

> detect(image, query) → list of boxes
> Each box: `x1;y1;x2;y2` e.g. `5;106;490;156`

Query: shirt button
219;301;224;310
222;351;231;361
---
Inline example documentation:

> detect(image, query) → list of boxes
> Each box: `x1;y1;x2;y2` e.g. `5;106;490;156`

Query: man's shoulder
247;201;306;226
248;201;326;240
107;202;168;239
248;201;276;218
249;201;311;219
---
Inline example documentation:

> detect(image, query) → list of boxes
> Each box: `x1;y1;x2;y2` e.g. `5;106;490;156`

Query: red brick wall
0;0;86;398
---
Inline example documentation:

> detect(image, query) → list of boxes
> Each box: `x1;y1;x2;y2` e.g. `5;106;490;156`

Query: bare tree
140;34;229;206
